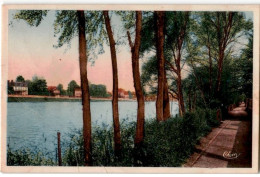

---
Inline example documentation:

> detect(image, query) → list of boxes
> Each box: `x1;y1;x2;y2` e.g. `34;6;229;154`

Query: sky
8;10;253;92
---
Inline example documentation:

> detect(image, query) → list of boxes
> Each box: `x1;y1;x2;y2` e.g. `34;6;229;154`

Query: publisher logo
223;151;241;159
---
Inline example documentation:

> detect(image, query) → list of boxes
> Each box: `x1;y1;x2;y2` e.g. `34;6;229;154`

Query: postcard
1;4;259;173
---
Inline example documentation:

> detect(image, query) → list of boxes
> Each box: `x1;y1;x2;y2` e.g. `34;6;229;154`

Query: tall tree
189;12;253;106
77;10;92;165
103;11;121;157
137;11;171;121
201;12;252;95
154;11;166;121
126;11;145;147
164;11;190;117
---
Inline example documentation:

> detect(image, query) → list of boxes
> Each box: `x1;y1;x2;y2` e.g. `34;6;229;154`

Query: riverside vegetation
7;108;219;166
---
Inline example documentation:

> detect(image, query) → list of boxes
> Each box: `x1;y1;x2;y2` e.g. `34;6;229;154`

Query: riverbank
7;95;137;102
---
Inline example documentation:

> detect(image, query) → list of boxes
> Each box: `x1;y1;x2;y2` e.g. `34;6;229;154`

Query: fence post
57;132;62;166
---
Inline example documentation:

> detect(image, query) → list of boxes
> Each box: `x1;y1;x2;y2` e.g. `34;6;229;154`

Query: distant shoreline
7;95;141;102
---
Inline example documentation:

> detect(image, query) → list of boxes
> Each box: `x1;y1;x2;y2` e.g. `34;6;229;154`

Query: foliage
89;84;109;98
57;84;66;95
67;80;79;96
7;149;55;166
16;75;25;82
184;12;253;108
14;10;48;27
27;76;49;95
53;10;107;63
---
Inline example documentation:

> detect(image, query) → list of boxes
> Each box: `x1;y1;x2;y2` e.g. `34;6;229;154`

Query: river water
7;101;179;155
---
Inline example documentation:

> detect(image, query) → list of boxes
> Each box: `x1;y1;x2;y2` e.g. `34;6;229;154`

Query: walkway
183;103;252;168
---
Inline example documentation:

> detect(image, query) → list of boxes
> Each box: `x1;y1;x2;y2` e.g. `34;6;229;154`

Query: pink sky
8;47;135;92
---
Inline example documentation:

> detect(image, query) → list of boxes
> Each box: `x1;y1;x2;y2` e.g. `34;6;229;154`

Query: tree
154;11;166;121
16;75;25;82
238;34;253;98
7;80;14;94
126;11;145;148
27;76;48;95
77;10;92;165
164;11;190;117
185;12;253;107
103;11;121;157
57;83;66;95
139;11;171;120
67;80;79;96
89;84;108;97
200;12;253;96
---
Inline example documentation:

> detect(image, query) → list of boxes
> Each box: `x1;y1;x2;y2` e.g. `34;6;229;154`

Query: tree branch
165;60;177;73
127;30;134;49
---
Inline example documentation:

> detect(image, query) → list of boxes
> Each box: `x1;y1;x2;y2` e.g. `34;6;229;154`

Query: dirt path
184;103;252;168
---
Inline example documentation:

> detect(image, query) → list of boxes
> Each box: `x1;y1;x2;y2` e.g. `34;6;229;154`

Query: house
123;91;129;99
74;87;82;97
118;88;131;99
47;86;60;97
8;80;28;95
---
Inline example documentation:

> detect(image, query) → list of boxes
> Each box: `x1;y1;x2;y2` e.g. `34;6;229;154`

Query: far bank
7;95;140;102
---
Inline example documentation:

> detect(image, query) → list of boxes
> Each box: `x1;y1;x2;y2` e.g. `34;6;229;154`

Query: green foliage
67;80;79;96
14;10;48;27
57;84;67;95
141;55;158;94
7;108;220;167
27;76;49;95
7;81;14;94
89;84;109;98
7;149;55;166
53;10;107;63
16;75;25;82
234;34;253;98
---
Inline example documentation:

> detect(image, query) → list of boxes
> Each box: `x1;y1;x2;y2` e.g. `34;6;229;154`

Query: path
184;102;252;168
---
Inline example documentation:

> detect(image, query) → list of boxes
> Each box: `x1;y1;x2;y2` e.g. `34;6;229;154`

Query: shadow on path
183;102;252;168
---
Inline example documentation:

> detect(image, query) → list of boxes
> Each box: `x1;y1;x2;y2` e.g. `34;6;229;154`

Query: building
118;88;130;99
47;86;60;97
8;80;28;95
74;87;82;97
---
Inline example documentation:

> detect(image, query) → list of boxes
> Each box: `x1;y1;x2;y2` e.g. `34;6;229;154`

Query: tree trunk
155;11;165;122
207;35;212;98
216;51;224;94
192;92;197;111
188;88;191;112
103;11;121;156
163;70;170;120
176;66;185;117
127;11;145;147
215;12;233;95
77;10;92;166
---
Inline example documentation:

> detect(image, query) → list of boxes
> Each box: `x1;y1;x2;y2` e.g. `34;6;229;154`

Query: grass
7;108;220;166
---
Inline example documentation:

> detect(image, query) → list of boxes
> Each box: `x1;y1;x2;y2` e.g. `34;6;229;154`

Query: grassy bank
8;96;137;102
7;108;220;166
8;96;81;102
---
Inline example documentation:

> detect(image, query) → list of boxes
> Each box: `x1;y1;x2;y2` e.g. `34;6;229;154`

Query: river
7;101;179;155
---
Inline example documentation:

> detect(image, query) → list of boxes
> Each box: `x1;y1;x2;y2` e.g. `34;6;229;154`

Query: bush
7;149;55;166
7;108;220;167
